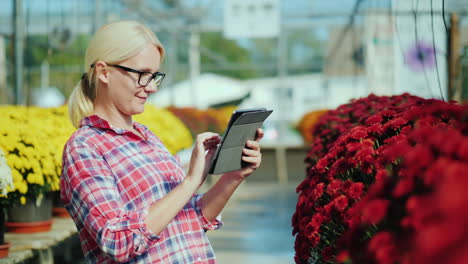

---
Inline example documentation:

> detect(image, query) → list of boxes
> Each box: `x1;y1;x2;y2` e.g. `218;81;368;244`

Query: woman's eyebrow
138;66;160;72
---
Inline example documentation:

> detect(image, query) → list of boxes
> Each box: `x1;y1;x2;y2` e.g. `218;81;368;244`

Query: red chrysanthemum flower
334;195;349;212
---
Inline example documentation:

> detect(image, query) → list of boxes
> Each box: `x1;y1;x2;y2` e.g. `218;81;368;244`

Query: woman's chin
125;106;145;116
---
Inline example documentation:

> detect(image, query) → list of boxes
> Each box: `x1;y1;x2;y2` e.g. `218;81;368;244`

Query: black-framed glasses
94;63;165;87
110;64;165;87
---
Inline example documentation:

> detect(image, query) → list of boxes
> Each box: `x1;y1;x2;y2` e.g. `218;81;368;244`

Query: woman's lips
136;96;147;102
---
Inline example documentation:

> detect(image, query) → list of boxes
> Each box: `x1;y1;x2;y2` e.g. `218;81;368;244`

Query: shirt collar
79;115;148;136
80;115;112;130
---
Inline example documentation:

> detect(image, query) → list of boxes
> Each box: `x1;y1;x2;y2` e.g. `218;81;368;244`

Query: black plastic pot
7;193;52;223
0;209;4;245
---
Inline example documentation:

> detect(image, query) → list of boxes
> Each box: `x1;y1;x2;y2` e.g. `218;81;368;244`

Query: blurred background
1;0;467;143
1;0;468;263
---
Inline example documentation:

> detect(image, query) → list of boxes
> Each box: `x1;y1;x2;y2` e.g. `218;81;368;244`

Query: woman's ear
94;61;110;85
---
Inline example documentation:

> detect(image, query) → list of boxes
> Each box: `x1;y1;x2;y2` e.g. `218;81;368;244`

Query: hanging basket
6;193;53;233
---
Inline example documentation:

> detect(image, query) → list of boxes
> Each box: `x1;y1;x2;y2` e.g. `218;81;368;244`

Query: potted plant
0;106;69;233
292;94;466;263
0;148;14;258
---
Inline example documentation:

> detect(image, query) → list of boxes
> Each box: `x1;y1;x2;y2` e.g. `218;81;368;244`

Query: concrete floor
206;182;299;264
55;181;300;264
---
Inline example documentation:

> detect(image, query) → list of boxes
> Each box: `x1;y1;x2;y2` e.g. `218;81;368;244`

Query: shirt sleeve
189;193;223;231
61;139;160;262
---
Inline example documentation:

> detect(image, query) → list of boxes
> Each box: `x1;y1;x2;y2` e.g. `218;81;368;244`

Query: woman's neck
93;105;133;131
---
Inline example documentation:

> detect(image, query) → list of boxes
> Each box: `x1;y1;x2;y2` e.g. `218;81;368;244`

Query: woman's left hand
226;128;264;180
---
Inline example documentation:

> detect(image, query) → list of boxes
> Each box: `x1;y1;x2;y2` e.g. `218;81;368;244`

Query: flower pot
6;193;53;233
0;209;5;245
0;242;10;258
52;207;69;218
0;209;10;258
52;191;69;218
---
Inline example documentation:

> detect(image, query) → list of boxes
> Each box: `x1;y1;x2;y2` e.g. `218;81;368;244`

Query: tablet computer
208;108;273;174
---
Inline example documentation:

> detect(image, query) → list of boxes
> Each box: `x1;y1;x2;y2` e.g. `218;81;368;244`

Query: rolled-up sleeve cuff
105;209;161;254
192;193;223;231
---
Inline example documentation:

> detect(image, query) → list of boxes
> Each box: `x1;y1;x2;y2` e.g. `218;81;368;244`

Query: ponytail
68;73;95;128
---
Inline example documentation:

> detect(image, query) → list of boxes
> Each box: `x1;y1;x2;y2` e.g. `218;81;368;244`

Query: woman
61;20;263;264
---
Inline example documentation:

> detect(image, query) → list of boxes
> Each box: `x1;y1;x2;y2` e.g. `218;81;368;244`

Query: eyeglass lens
139;73;164;87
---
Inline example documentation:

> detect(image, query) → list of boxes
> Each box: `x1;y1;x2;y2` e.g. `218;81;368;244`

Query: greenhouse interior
0;0;468;263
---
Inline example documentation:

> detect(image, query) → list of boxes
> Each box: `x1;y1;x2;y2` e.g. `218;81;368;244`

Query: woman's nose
144;81;158;93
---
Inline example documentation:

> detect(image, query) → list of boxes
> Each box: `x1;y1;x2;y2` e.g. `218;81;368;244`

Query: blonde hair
68;20;165;128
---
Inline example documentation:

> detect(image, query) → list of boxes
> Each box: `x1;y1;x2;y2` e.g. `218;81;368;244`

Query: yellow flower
11;170;23;184
17;180;28;194
134;105;193;154
0;104;195;207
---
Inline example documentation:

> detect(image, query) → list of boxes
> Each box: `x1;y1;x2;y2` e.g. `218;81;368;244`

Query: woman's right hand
186;132;221;187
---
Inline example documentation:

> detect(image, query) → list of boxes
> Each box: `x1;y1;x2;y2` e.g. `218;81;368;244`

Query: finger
206;147;217;160
255;128;264;142
204;137;221;149
241;155;261;166
205;136;221;143
242;148;260;157
246;140;260;150
197;133;220;148
197;132;220;142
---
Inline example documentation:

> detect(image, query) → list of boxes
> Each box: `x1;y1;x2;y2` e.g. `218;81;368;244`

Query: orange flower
296;110;328;143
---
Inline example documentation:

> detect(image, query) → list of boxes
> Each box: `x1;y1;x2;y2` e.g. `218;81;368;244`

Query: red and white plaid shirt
61;115;222;264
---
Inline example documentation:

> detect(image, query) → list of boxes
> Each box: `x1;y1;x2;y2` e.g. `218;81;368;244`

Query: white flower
0;148;14;196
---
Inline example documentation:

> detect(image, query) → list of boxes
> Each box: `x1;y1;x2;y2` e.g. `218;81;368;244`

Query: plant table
0;217;77;264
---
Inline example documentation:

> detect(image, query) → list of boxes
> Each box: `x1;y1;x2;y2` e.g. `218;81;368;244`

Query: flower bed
307;94;425;162
292;94;468;264
338;117;468;264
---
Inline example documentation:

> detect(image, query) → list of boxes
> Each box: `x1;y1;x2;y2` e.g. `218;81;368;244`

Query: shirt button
170;176;175;181
109;225;116;231
197;257;202;261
